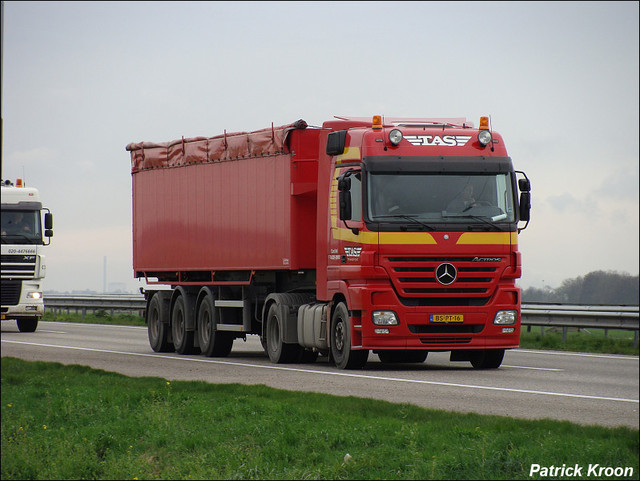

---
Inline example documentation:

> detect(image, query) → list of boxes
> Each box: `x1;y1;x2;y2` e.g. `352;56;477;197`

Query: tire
147;294;172;352
265;303;301;363
330;302;368;369
171;295;198;355
470;349;505;369
378;350;428;364
197;294;233;357
17;317;38;333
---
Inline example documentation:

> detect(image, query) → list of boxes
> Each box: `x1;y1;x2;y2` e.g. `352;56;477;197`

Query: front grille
1;280;22;306
1;254;37;280
381;255;503;307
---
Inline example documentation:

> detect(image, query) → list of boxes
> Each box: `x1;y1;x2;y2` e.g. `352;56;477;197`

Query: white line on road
501;364;563;371
3;339;637;404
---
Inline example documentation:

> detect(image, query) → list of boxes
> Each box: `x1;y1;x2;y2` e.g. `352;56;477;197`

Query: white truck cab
1;179;53;332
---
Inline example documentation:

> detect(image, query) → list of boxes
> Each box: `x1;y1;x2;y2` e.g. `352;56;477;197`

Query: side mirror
326;130;347;156
338;176;351;193
515;172;531;229
44;212;53;237
339;191;352;221
338;177;352;221
519;191;531;222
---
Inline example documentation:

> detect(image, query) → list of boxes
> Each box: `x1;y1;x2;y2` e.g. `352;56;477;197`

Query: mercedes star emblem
435;263;457;285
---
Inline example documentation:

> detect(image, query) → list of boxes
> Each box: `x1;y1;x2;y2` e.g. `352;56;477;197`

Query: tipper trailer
127;115;530;369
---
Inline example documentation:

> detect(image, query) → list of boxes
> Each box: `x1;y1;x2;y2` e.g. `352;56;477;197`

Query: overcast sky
2;1;638;293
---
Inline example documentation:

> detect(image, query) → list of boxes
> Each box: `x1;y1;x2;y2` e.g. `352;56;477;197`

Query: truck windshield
367;173;515;227
1;210;43;244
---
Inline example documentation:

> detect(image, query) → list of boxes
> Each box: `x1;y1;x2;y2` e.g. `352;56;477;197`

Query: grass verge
2;357;638;480
43;311;146;327
519;326;638;356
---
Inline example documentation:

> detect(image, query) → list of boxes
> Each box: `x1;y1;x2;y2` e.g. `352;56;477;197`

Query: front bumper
1;281;44;320
348;282;520;350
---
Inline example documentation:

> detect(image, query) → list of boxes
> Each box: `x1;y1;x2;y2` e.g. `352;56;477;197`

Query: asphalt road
2;320;638;429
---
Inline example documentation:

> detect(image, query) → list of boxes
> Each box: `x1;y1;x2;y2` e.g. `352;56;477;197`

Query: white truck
1;179;53;332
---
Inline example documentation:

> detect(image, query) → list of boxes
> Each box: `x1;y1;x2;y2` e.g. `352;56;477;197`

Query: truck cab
1;179;53;332
314;116;531;368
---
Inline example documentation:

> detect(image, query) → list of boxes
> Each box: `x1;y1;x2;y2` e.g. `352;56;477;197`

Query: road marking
38;322;146;330
3;339;637;404
501;364;563;371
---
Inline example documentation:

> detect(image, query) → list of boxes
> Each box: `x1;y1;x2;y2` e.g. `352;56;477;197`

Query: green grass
1;357;638;480
520;326;639;356
43;311;146;327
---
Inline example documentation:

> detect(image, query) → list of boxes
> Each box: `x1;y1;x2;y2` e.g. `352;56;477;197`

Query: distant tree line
522;270;639;305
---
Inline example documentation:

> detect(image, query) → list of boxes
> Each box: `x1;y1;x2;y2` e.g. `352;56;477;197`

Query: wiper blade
372;214;435;231
1;234;39;243
441;213;505;231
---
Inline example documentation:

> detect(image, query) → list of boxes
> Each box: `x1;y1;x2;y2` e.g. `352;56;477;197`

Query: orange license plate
430;314;464;323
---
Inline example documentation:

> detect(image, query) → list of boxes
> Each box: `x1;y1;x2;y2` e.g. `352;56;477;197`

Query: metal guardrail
43;295;639;346
44;294;146;317
521;304;639;330
521;303;639;347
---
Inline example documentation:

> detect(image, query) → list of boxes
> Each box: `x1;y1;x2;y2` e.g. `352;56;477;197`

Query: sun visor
364;156;514;173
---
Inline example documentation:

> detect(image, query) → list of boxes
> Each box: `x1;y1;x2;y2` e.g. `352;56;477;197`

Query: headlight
478;130;492;146
493;310;517;325
372;311;399;326
27;291;43;300
388;129;403;146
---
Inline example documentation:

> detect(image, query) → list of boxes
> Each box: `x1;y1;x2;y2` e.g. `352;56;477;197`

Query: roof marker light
372;115;383;130
478;116;492;146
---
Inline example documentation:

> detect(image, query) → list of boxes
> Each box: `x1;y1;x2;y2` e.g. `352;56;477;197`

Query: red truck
127;115;530;369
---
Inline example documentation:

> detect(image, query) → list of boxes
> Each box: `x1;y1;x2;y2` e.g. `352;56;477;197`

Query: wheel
378;350;428;364
147;294;172;352
265;303;301;363
197;294;233;357
330;302;368;369
171;295;198;354
17;317;38;332
470;349;505;369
